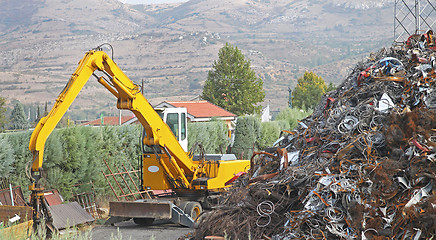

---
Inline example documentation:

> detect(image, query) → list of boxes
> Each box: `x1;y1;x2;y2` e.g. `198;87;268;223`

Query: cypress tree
10;102;29;130
231;116;261;159
44;102;49;116
0;97;7;131
35;104;41;124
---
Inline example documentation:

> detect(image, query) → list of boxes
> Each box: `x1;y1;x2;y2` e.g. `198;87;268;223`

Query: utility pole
394;0;436;43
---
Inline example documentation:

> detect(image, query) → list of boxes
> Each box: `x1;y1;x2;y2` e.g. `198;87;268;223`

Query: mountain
0;0;394;119
119;0;188;4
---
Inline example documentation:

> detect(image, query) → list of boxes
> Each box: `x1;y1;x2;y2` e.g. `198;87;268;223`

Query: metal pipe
115;165;137;201
119;110;121;126
122;164;143;199
102;170;120;201
9;184;14;206
416;0;420;33
103;159;129;201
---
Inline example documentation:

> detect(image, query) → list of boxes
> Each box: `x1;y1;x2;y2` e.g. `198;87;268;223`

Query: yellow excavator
28;44;250;228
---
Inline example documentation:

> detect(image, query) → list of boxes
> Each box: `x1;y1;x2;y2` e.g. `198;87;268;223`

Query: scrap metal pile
195;43;436;239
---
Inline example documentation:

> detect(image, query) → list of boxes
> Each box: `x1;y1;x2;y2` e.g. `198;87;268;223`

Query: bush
276;119;291;131
188;121;230;154
1;131;32;195
257;121;281;150
0;125;142;199
275;107;312;130
0;135;14;176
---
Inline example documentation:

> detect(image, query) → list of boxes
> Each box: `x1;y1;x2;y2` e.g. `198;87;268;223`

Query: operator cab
154;107;188;152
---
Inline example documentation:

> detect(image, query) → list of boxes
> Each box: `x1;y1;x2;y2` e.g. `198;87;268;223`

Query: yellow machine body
28;48;250;199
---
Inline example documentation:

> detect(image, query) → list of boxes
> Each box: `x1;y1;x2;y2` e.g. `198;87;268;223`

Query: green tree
35;104;41;125
0;97;7;131
44;101;49;116
202;43;265;115
10;101;29;130
231;116;261;159
292;71;328;110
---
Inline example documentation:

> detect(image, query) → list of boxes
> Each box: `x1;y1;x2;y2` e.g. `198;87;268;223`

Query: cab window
156;110;164;119
167;113;179;139
181;113;186;140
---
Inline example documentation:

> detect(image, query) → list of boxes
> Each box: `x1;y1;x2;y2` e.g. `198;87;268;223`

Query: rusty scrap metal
248;172;279;184
102;159;151;201
194;40;436;239
72;181;101;219
48;202;94;230
0;178;9;191
43;189;63;206
0;186;27;207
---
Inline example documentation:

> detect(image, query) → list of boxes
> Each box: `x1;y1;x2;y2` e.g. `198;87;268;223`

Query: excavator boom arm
29;50;194;186
29;50;101;172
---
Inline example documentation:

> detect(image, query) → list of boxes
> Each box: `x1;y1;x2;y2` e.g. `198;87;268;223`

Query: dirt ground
91;219;193;240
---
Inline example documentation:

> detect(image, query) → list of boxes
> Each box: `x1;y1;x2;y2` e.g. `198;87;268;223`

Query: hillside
0;0;394;120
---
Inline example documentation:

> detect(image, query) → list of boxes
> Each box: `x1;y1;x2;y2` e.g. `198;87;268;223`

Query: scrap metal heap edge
194;37;436;239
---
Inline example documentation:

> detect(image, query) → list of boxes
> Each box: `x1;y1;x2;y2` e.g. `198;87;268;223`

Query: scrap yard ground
91;220;192;240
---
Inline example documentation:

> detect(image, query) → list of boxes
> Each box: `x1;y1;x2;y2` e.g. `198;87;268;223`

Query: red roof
165;101;236;118
82;116;135;126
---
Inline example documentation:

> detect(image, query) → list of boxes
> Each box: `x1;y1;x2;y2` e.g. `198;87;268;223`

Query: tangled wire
194;45;436;239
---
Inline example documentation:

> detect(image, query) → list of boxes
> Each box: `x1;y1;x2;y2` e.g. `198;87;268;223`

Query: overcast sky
118;0;188;4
